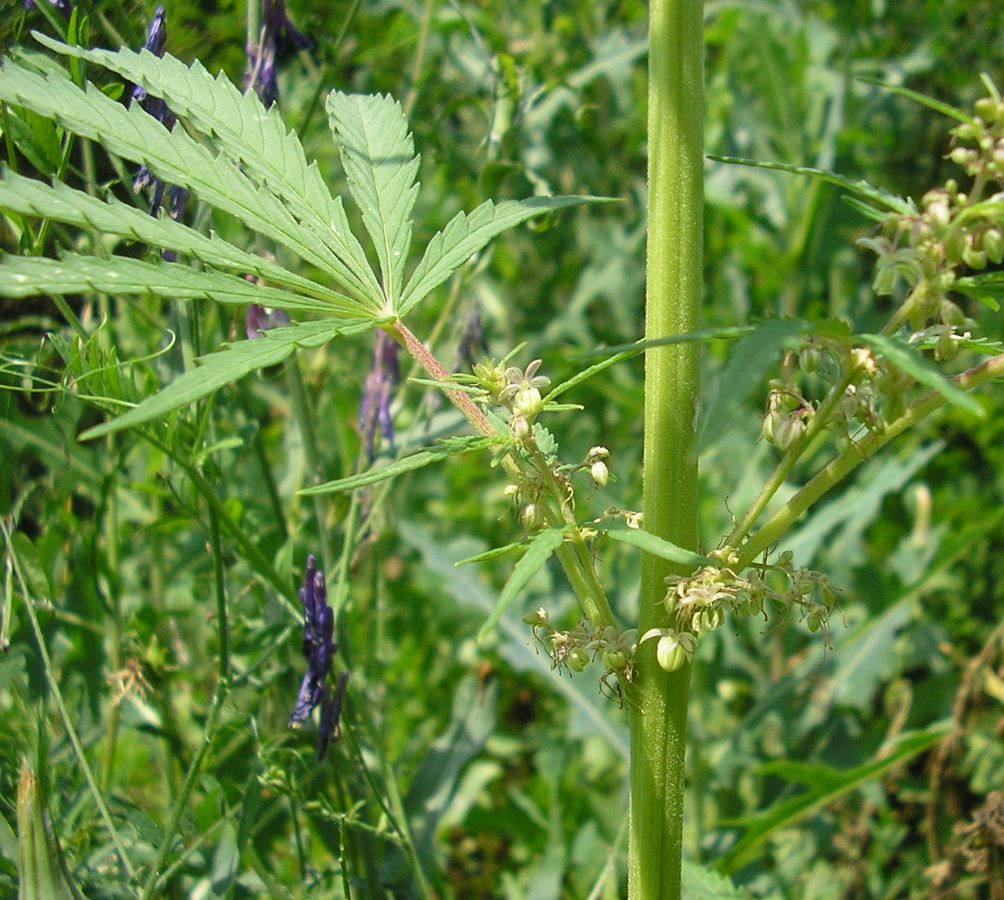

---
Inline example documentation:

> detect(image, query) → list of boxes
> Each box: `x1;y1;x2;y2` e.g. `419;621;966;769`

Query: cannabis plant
2;2;1004;897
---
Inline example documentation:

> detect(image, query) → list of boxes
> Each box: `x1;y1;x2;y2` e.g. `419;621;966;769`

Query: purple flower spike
289;555;348;761
244;0;314;108
359;331;400;461
127;7;189;237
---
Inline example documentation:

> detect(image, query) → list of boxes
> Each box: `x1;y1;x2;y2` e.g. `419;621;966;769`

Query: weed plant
2;1;1004;897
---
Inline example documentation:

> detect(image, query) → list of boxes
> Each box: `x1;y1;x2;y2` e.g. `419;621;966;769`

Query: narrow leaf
0;169;358;311
0;59;375;308
454;539;525;566
36;38;381;305
477;529;565;644
858;333;984;416
300;435;502;495
0;253;352;316
856;76;973;124
327;92;419;305
600;525;712;569
716;724;951;874
708;155;915;216
79;322;357;440
17;762;83;900
399;196;606;316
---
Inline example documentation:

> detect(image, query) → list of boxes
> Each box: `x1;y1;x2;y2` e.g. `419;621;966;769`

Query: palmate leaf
398;196;604;316
80;321;366;440
326;92;420;307
0;253;357;317
0;168;360;313
708;155;916;217
0;58;379;314
36;37;382;306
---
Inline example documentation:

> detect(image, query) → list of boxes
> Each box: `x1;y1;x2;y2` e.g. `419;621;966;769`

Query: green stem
629;1;703;898
2;518;136;880
285;356;336;575
140;493;231;898
737;352;1004;567
392;320;616;629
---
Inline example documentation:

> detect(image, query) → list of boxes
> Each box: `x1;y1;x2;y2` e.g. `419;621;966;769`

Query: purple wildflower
289;555;348;761
246;303;291;339
359;331;400;460
23;0;72;21
244;0;314;108
128;7;189;237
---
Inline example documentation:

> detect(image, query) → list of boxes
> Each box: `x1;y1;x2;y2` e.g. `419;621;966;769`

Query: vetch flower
244;0;313;108
128;6;189;249
359;330;399;461
23;0;72;21
289;555;348;761
245;303;291;339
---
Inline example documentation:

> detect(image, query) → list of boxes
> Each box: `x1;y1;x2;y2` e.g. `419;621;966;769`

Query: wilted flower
289;555;348;761
244;0;313;108
359;330;399;460
245;303;291;339
455;306;487;372
128;6;189;248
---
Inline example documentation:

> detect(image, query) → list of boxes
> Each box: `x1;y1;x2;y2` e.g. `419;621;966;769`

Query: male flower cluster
289;555;348;761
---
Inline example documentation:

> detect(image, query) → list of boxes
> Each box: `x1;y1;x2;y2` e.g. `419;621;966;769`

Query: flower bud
520;503;540;528
935;329;960;362
512;386;543;418
602;649;627;671
510;414;531;441
983;228;1004;264
589;460;609;487
799;345;820;374
962;243;988;270
523;607;549;627
656;635;688;672
567;647;589;673
773;409;809;452
975;97;1000;123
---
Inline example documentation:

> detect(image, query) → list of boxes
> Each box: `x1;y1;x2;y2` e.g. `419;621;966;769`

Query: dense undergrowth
2;1;1004;897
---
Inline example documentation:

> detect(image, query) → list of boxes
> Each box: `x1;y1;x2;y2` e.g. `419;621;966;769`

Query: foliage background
1;0;1004;896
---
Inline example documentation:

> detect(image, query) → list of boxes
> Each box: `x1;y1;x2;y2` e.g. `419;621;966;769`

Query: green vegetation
2;1;1004;897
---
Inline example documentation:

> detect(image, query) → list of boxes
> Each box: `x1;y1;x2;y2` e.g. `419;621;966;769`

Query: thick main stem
629;1;704;898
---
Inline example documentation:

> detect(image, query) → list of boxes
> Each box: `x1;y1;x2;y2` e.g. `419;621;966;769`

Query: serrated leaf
708;155;915;217
700;318;808;451
0;58;377;311
36;38;381;306
327;92;419;306
0;169;359;312
0;253;354;316
477;528;565;644
681;861;744;899
716;724;951;875
399;196;604;316
80;321;360;440
858;333;984;416
600;526;711;569
300;435;502;495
